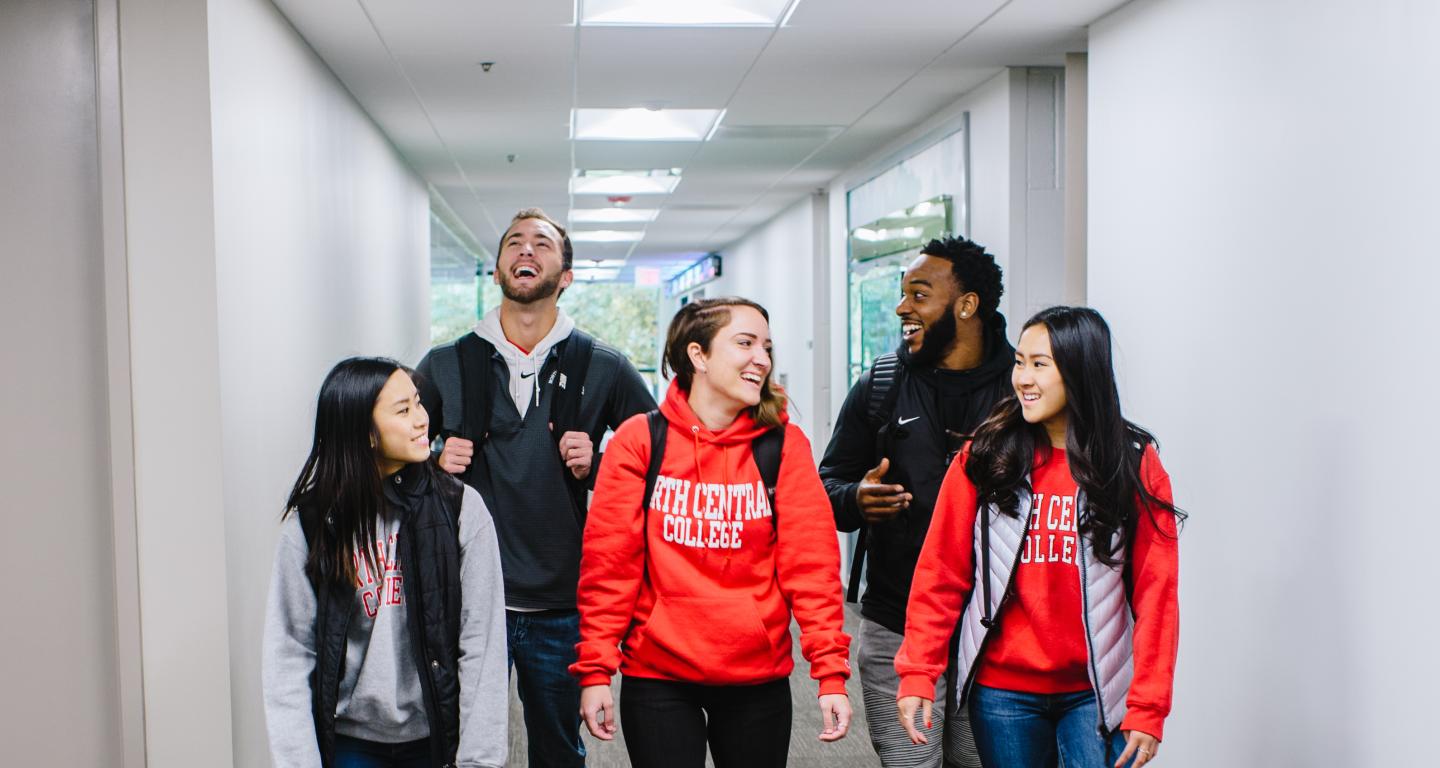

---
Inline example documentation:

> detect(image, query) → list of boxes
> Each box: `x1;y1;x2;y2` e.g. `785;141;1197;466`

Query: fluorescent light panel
570;169;682;195
569;208;661;224
573;108;723;141
574;258;628;268
570;230;645;243
574;267;622;281
581;0;794;26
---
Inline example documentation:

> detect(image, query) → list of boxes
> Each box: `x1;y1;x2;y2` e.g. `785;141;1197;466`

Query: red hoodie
896;444;1179;739
571;381;851;696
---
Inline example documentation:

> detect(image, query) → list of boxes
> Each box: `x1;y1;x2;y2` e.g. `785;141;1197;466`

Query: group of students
262;208;1183;768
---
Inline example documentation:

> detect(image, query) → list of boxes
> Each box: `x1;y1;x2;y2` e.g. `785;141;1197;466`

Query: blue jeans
969;685;1131;768
333;734;430;768
508;609;586;767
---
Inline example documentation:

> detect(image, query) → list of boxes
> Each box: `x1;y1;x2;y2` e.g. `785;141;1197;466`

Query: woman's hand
897;695;934;745
1115;729;1160;767
817;693;851;742
579;684;617;741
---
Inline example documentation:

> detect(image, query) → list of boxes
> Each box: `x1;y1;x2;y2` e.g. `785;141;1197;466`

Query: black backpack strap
641;410;667;524
865;352;903;430
751;426;785;527
548;330;595;437
847;354;903;603
454;334;494;446
551;331;598;524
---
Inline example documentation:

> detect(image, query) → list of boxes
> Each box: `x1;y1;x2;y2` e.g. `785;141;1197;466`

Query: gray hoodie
261;485;508;767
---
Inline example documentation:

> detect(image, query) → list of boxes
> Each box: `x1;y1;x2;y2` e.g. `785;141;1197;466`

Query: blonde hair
663;297;787;428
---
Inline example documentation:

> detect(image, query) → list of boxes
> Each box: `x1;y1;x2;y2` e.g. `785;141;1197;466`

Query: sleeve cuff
896;674;938;701
816;675;848;698
577;671;612;688
1119;709;1165;741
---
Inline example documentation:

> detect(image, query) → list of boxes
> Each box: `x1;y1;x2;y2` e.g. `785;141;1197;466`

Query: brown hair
499;207;573;270
663;297;787;428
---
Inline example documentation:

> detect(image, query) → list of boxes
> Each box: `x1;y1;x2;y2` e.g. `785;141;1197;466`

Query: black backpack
845;352;905;602
639;410;785;527
442;330;596;519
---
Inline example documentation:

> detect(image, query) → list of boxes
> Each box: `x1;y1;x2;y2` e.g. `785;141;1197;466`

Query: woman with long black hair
262;357;508;768
895;306;1183;768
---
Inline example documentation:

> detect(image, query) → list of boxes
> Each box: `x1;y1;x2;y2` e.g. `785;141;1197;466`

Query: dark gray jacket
416;320;654;609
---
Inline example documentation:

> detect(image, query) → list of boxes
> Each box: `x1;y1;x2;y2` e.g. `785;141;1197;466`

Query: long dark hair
663;297;787;428
283;357;410;587
966;306;1184;565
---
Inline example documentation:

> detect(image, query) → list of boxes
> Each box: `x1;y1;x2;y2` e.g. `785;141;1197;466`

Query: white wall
0;1;125;763
1088;1;1440;765
117;0;236;762
207;0;430;764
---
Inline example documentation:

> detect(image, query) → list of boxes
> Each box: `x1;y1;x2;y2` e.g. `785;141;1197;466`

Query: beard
908;303;958;367
497;270;564;304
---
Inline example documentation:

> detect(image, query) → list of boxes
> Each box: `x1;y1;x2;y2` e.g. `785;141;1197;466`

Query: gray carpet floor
507;604;881;767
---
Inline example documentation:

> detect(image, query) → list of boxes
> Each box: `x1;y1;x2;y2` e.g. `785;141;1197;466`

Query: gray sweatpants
856;618;981;768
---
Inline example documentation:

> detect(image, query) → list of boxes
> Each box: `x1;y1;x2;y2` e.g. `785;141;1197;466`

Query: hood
473;306;575;364
472;306;576;415
658;379;787;447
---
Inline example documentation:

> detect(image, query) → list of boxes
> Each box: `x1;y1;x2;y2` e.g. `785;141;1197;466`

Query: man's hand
897;695;933;745
438;436;474;475
554;426;594;480
857;457;911;522
579;684;617;741
817;693;851;742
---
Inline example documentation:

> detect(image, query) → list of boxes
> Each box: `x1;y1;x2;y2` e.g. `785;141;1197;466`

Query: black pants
620;676;792;768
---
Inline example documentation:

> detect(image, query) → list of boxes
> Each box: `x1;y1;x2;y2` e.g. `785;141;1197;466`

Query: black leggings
620;676;792;768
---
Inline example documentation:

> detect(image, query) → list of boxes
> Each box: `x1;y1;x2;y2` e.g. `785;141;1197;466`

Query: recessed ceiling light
581;0;797;27
571;169;682;195
573;108;724;141
570;230;645;243
574;258;628;268
570;208;661;224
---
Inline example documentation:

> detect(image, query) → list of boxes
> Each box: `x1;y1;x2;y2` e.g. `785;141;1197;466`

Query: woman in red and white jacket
571;297;852;768
896;306;1183;768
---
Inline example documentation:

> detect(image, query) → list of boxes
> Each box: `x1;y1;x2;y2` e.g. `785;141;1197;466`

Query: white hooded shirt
471;306;576;419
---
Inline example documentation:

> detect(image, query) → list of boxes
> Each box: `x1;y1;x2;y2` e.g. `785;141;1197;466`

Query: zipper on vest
1076;519;1109;738
400;521;447;762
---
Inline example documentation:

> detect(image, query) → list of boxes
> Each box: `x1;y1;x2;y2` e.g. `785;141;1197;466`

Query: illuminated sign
665;253;722;297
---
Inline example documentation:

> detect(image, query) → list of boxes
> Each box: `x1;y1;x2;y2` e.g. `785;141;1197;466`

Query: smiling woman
261;357;511;768
572;297;855;768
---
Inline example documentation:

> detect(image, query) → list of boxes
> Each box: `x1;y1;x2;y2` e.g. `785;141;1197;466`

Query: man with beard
416;208;654;767
819;236;1012;768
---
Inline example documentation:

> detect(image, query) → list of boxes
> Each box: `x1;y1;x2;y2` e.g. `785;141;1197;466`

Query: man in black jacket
820;236;1012;768
416;208;654;767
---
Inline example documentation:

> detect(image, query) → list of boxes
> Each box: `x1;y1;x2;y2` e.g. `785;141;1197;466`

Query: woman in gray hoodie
262;357;509;768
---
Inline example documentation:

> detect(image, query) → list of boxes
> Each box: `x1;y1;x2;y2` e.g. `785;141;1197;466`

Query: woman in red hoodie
571;297;852;768
896;306;1183;768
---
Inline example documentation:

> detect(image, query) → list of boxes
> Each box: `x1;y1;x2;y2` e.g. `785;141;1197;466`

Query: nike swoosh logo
897;416;920;425
520;371;535;379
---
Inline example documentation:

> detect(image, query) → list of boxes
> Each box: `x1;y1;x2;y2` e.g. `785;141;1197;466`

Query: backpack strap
848;353;903;603
548;330;595;438
751;426;785;526
865;352;903;430
453;333;495;446
641;410;668;524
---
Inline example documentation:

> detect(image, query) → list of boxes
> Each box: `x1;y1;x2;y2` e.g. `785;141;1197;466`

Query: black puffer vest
299;462;466;768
